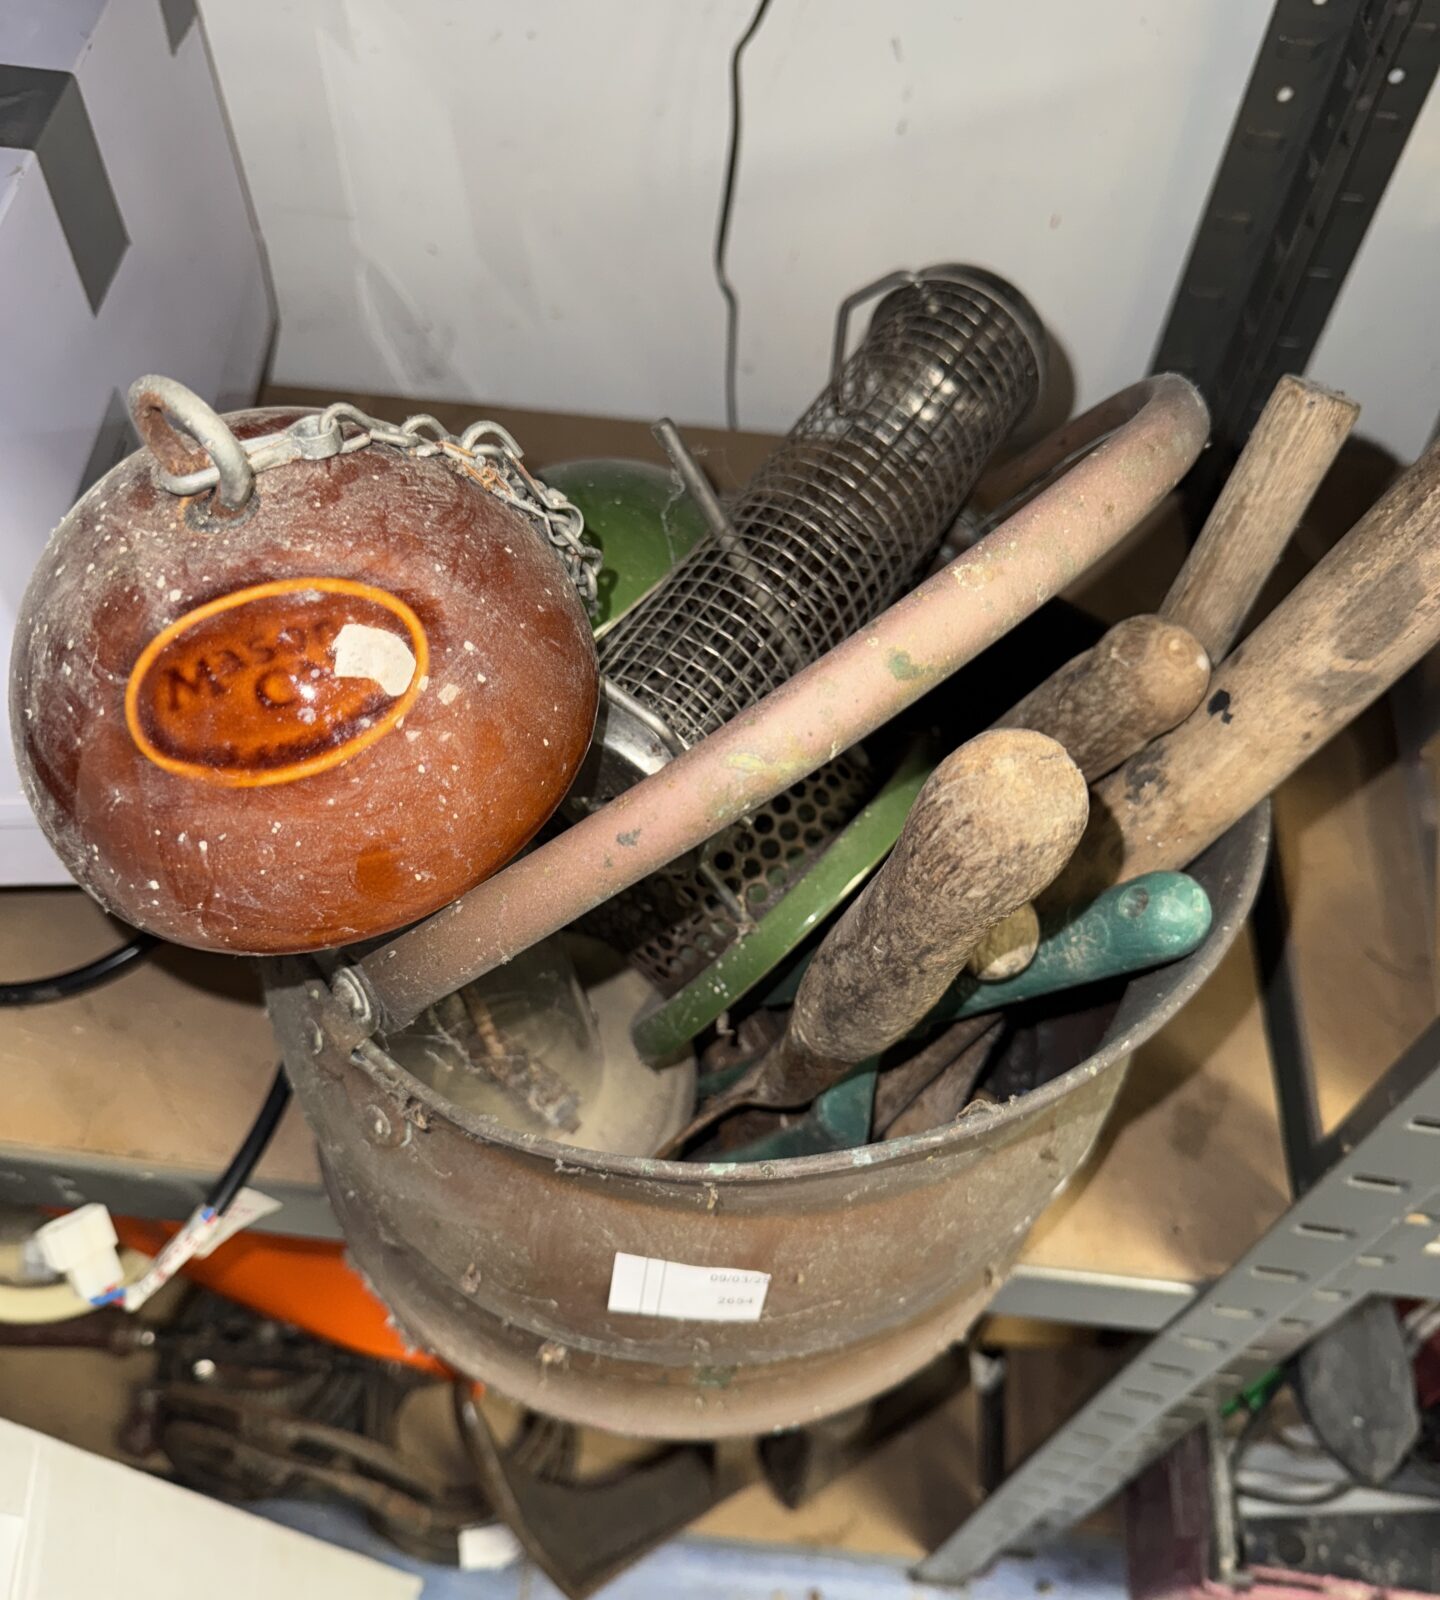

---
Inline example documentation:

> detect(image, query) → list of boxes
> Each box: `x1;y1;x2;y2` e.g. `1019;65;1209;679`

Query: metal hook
827;269;922;393
127;375;255;511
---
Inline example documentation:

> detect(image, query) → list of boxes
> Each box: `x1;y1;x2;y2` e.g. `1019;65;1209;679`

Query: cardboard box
0;1416;417;1600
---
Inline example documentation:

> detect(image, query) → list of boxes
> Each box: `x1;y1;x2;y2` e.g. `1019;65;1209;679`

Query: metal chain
148;398;602;616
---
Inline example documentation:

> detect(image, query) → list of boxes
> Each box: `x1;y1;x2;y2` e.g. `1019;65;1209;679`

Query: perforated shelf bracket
917;1014;1440;1583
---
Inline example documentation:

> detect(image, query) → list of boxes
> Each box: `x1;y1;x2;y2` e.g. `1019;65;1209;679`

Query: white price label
457;1523;521;1570
607;1251;770;1323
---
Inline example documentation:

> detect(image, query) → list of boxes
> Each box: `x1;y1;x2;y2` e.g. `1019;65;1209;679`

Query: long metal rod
649;416;808;673
357;376;1209;1031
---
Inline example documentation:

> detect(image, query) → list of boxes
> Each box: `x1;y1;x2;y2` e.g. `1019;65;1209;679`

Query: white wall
199;0;1440;457
1311;79;1440;463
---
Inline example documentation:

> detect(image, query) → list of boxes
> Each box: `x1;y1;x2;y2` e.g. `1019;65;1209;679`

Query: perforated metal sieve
583;266;1047;993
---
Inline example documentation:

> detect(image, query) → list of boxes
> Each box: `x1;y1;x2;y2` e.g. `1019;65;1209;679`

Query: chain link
152;401;602;617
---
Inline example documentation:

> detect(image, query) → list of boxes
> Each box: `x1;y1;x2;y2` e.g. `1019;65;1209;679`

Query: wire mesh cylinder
598;267;1045;748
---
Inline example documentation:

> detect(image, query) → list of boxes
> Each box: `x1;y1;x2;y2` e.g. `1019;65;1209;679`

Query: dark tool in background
1294;1297;1421;1486
455;1389;720;1600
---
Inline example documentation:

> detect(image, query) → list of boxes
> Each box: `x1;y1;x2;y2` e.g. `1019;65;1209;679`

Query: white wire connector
121;1188;281;1313
34;1204;125;1306
122;1204;217;1313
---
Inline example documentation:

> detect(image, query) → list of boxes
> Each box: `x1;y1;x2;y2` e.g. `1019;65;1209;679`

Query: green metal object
699;872;1211;1163
692;1063;879;1165
631;745;936;1065
927;871;1213;1023
540;459;708;633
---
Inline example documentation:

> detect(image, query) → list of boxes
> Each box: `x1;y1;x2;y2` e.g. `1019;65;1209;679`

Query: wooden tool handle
786;729;1087;1074
1161;375;1359;663
997;614;1211;782
966;902;1041;979
1052;435;1440;907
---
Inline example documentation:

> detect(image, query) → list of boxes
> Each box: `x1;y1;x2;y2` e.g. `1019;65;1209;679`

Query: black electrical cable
0;910;286;1218
205;1062;292;1217
1229;1378;1358;1513
714;0;774;432
0;931;159;1006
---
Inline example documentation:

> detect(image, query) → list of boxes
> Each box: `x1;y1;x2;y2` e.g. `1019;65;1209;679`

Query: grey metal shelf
919;1014;1440;1583
989;1265;1197;1334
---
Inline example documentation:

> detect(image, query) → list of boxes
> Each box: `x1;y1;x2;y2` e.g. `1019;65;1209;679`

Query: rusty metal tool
872;1015;1003;1137
656;730;1088;1153
881;1019;1006;1141
352;376;1209;1036
1050;433;1440;908
1160;373;1359;663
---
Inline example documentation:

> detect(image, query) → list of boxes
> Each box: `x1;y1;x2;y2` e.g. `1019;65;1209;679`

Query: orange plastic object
112;1217;448;1375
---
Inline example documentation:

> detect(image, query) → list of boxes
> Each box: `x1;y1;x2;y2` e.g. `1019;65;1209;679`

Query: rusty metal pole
355;376;1208;1030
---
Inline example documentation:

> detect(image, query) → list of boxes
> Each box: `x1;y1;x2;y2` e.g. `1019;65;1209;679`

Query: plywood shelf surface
0;886;1291;1293
3;694;1426;1309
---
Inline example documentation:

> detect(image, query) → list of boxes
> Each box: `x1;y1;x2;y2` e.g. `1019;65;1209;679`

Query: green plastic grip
927;870;1213;1023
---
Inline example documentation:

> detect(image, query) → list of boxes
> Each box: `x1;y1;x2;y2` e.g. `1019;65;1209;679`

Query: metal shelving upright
921;1017;1440;1581
921;0;1440;1577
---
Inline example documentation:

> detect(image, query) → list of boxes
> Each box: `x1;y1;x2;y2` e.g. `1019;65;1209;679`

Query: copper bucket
267;804;1267;1440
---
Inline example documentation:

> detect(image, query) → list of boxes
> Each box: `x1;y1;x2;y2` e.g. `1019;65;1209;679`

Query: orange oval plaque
124;577;429;787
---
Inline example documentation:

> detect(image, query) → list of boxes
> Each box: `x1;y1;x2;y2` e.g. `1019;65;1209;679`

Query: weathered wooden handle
997;613;1211;782
1161;375;1359;663
785;729;1088;1076
1052;434;1440;906
966;901;1041;979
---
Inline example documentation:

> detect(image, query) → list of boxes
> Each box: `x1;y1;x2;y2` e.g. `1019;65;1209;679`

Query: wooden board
1272;697;1434;1132
0;889;318;1188
262;385;783;493
1021;924;1287;1283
